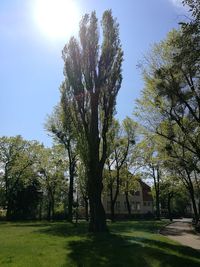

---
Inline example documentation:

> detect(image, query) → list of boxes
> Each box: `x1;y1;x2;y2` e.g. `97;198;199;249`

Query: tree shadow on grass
109;220;168;233
0;221;8;225
10;222;52;228
65;232;150;267
35;221;88;237
161;227;196;236
32;221;200;267
65;233;200;267
123;235;200;256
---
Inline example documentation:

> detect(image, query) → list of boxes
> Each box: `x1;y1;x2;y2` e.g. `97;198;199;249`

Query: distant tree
135;21;200;223
46;104;77;222
136;27;200;162
61;10;123;232
163;137;199;223
11;174;41;220
159;173;178;221
105;117;136;221
120;166;141;217
37;145;66;220
136;134;163;220
0;136;39;219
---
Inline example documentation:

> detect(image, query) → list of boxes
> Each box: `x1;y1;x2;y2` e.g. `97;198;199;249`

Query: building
186;199;200;216
102;180;153;217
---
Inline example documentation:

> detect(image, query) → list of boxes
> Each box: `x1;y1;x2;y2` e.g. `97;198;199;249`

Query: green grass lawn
0;220;199;267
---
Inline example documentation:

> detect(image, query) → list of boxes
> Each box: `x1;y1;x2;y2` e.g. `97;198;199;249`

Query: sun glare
33;0;80;40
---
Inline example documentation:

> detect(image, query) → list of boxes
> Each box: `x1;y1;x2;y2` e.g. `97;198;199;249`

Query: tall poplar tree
61;10;123;232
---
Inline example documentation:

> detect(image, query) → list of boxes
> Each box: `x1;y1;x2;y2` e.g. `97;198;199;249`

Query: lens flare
33;0;80;40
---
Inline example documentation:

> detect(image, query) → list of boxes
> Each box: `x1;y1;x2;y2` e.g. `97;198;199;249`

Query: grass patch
0;220;199;267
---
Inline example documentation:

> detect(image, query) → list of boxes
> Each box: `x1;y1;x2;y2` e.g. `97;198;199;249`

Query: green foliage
36;145;68;220
60;10;123;231
61;10;123;167
135;0;200;222
120;167;141;195
182;0;200;22
0;136;69;220
104;117;138;219
0;136;42;219
46;102;78;222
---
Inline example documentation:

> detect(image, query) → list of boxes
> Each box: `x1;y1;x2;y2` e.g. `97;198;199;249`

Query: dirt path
160;218;200;251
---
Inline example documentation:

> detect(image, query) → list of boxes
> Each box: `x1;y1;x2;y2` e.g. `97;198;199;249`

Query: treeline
0;136;68;220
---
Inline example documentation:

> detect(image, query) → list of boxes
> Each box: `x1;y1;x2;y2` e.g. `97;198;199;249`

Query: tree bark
52;196;55;220
110;202;115;222
167;193;173;222
87;95;107;232
47;200;51;221
125;191;131;217
109;184;115;222
39;198;43;220
84;198;89;221
111;169;120;222
190;189;199;224
198;200;200;216
6;199;12;220
185;170;199;224
88;166;107;232
68;165;74;222
66;141;76;223
155;190;160;220
153;167;160;220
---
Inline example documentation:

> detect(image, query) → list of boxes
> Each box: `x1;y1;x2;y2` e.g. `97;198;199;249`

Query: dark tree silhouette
61;10;123;232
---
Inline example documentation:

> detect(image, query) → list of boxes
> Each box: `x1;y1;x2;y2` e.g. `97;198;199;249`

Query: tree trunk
185;170;199;224
190;189;199;224
167;193;173;222
125;191;131;218
39;198;43;220
110;201;115;222
67;142;76;223
153;167;160;220
88;167;107;232
155;190;160;220
5;170;11;220
111;169;120;222
87;95;107;232
84;198;89;221
109;185;115;222
47;200;51;221
6;200;12;220
52;197;55;220
68;166;74;222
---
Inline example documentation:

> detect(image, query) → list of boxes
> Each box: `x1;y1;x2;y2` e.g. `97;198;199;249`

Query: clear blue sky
0;0;187;146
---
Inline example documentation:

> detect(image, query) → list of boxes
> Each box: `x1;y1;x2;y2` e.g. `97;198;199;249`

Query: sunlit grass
0;220;199;267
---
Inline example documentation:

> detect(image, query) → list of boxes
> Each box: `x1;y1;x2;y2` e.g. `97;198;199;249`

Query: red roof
139;180;153;201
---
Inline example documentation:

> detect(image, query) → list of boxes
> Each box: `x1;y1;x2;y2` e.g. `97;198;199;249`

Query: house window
136;202;140;211
148;202;151;206
144;201;146;206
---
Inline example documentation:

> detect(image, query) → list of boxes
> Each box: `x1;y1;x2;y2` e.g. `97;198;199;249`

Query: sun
33;0;80;40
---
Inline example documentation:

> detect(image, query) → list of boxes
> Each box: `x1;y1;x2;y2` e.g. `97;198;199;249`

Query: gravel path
160;218;200;251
